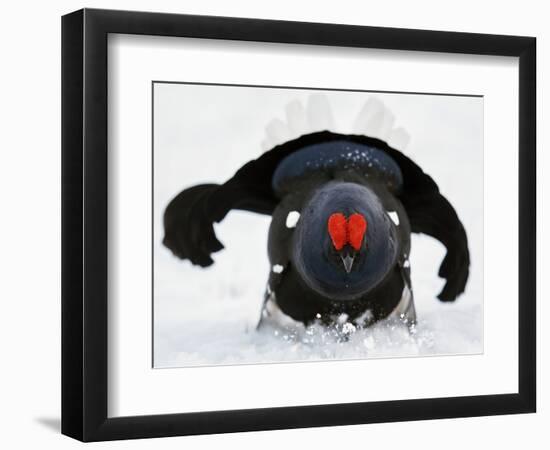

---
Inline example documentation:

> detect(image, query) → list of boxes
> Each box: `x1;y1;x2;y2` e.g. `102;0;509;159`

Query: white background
151;84;485;369
0;0;545;449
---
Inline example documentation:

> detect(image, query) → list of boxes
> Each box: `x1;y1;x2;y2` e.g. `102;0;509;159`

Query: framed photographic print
61;8;536;442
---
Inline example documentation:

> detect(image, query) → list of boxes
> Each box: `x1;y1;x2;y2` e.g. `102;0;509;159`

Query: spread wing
163;130;470;302
378;141;470;302
163;132;335;266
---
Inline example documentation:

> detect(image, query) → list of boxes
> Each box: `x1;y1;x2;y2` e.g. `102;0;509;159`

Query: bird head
292;181;400;301
327;211;367;274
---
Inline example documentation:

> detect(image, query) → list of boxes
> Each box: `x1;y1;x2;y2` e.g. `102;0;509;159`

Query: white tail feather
352;97;385;135
265;118;291;147
262;93;410;151
285;100;308;136
387;127;411;151
377;109;396;141
306;94;335;132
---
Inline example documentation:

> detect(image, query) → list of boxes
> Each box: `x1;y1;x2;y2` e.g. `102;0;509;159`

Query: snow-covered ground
153;84;484;368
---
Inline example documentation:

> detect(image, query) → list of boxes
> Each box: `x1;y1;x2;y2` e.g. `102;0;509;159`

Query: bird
162;129;470;330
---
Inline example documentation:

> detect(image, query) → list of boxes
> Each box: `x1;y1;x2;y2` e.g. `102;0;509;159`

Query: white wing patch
388;211;400;226
285;211;300;228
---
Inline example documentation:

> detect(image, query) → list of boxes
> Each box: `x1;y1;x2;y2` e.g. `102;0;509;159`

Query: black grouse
163;131;470;328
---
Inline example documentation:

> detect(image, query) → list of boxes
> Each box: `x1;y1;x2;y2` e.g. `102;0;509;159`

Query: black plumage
163;131;469;327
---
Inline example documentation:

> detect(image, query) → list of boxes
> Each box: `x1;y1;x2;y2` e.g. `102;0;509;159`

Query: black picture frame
61;8;536;442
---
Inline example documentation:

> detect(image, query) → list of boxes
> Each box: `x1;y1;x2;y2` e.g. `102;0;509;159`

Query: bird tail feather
261;93;410;151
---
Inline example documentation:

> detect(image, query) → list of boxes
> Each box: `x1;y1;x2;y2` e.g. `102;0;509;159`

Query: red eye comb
328;213;347;250
327;213;367;251
348;213;367;251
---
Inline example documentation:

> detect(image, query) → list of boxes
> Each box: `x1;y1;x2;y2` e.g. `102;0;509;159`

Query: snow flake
272;264;284;274
342;322;356;334
354;309;373;326
337;313;349;324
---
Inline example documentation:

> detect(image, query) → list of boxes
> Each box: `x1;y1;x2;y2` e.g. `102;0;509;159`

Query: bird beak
340;252;355;273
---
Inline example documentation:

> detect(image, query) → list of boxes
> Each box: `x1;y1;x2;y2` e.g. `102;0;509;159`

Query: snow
272;264;284;274
153;85;483;368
